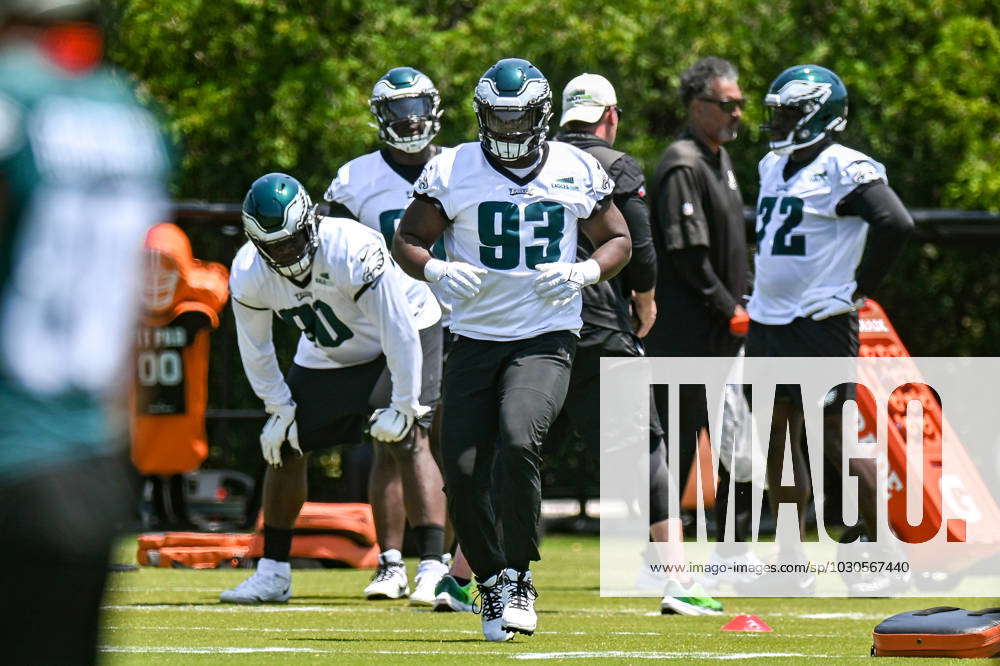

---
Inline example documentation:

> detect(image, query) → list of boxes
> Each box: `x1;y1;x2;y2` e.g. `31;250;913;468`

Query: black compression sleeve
836;181;915;297
617;191;656;292
669;246;738;319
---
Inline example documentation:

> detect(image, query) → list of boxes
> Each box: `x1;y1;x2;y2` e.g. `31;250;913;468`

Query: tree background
103;0;1000;492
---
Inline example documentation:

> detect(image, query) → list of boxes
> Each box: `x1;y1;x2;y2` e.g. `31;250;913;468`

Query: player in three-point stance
220;172;442;604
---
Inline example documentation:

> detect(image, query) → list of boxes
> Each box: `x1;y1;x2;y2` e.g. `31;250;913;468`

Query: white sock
258;557;291;577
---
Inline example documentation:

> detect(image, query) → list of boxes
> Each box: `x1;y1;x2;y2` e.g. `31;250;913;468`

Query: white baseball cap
559;73;617;126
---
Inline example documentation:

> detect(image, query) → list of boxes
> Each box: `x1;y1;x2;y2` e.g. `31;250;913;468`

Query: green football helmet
474;57;552;162
762;64;848;155
241;173;318;278
369;66;442;154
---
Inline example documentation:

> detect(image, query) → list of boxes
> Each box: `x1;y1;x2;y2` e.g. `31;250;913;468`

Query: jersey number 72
756;196;805;256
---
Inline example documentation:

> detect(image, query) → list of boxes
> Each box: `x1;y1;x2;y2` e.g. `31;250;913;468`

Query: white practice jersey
229;218;440;412
413;141;614;341
748;143;886;325
324;147;455;321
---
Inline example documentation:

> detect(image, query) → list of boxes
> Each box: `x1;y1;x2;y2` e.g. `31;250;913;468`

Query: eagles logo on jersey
761;64;848;156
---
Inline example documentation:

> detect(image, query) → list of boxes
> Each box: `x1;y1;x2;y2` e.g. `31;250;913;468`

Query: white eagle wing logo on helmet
773;80;832;107
476;76;550;104
283;188;308;230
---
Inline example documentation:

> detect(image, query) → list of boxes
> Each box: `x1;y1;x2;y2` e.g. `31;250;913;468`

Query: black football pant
441;331;576;579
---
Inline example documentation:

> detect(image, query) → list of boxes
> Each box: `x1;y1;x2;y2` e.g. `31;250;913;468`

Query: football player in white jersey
220;173;444;604
393;58;631;641
748;65;913;590
323;66;455;605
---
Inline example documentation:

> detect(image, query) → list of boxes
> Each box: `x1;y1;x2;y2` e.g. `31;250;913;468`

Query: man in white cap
554;75;723;615
555;73;656;340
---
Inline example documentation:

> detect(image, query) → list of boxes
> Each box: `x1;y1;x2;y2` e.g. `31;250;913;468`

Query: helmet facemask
252;219;318;278
474;98;551;162
762;80;847;155
242;184;319;279
370;91;442;153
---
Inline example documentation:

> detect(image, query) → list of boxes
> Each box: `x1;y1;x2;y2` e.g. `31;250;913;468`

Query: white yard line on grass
769;612;885;620
102;603;655;616
100;646;851;659
108;587;224;592
103;625;843;639
512;651;845;660
100;646;327;654
104;625;661;637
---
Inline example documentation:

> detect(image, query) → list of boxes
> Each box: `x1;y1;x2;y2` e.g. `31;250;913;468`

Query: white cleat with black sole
219;558;291;604
364;550;409;600
475;573;514;642
501;568;537;636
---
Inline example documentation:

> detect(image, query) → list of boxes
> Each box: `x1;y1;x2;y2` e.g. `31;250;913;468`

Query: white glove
260;401;301;466
801;295;864;321
424;258;487;300
532;259;601;306
368;404;430;443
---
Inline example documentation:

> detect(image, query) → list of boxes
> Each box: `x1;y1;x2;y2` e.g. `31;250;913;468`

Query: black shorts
746;312;859;358
287;321;442;452
746;312;859;406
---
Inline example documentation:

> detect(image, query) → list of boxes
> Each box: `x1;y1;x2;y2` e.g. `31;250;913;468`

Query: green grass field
101;534;996;664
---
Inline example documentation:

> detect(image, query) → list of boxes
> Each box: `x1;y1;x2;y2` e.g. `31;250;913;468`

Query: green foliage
106;0;999;210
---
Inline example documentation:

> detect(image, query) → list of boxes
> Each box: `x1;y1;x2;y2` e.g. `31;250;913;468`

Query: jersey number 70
756;196;805;256
278;301;354;348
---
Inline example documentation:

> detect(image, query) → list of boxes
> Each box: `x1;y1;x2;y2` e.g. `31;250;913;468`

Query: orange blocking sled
872;607;1000;658
137;502;380;569
855;299;1000;571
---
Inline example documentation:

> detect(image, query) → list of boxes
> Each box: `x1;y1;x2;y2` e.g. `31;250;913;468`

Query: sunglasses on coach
698;96;746;113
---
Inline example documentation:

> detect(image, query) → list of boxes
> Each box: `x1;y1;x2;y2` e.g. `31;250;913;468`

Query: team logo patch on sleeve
359;245;386;283
844;160;881;185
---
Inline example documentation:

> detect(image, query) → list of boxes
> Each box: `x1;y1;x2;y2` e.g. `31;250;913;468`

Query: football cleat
219;558;291;604
761;64;848;155
409;558;449;606
474;573;513;642
660;580;724;615
501;568;538;635
364;551;409;600
432;574;475;613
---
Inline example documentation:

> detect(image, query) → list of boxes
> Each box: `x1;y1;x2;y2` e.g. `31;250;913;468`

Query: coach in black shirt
646;57;753;559
554;73;674;541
